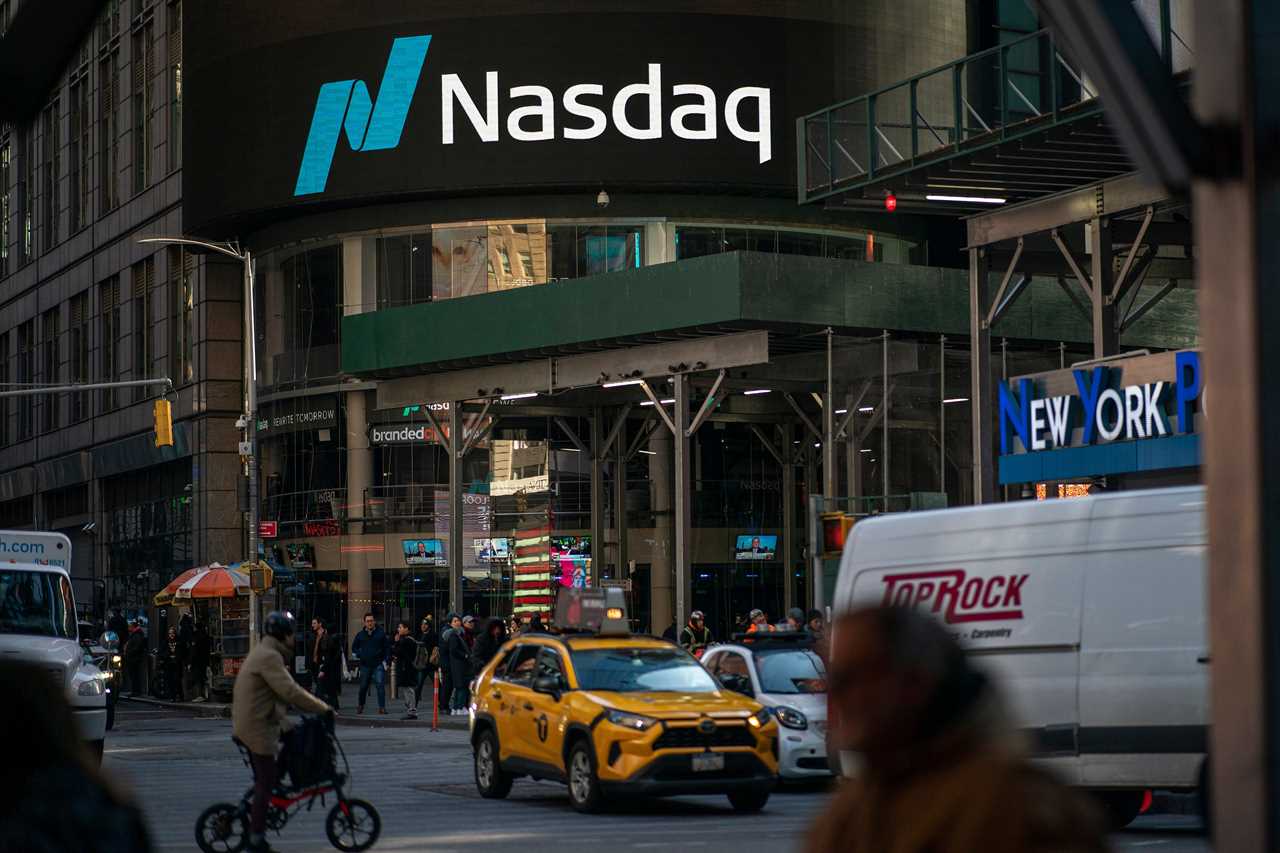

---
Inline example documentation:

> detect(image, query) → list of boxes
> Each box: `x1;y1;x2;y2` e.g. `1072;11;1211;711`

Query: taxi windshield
571;647;719;693
755;648;827;695
0;569;75;639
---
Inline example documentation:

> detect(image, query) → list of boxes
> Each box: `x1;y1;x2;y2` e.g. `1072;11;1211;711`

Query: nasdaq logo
294;35;432;196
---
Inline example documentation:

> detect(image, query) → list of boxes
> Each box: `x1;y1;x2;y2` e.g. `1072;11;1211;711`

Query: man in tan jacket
232;611;331;853
808;606;1108;853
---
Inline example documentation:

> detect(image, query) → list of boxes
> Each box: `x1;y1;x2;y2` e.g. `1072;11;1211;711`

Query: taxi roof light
555;587;630;636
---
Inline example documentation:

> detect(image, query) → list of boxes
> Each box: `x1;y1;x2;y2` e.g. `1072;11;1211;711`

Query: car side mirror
532;675;563;700
719;673;753;697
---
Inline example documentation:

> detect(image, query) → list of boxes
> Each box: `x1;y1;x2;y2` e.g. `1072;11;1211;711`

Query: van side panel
1079;495;1207;789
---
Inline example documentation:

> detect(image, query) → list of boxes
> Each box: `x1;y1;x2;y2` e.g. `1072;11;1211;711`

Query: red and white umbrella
154;563;250;605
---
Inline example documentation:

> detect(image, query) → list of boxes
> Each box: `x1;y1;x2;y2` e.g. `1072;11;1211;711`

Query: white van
831;486;1207;826
0;531;108;760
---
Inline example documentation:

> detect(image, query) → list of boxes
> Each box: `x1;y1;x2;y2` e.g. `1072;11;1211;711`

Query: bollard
431;668;439;732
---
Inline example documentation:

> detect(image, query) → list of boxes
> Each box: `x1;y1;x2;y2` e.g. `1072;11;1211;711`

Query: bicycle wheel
325;798;381;852
195;802;247;853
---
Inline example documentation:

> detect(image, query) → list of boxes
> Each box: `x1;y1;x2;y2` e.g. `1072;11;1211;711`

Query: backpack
429;646;440;667
282;715;335;787
413;640;431;671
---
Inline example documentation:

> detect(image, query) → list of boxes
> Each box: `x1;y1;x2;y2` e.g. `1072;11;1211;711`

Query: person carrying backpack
392;621;420;720
414;616;439;708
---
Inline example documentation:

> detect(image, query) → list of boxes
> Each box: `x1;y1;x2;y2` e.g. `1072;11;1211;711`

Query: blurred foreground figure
808;607;1107;853
0;661;151;853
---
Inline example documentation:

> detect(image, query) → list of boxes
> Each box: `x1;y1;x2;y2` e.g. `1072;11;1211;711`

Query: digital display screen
471;538;512;563
403;539;448;566
552;535;590;588
286;543;315;568
735;534;777;561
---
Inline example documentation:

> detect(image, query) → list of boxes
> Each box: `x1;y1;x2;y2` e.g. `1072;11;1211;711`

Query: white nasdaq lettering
507;85;555;141
670;83;717;139
562;83;607;140
612;63;663;140
441;72;499;143
725;86;772;163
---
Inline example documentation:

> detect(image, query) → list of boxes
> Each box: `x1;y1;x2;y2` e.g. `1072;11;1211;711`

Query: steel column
672;374;692;627
969;249;995;503
448;402;464;614
781;422;796;618
823;329;836;497
1089;217;1118;356
615;420;629;582
590;409;605;585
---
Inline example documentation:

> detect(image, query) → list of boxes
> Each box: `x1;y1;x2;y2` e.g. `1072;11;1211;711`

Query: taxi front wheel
567;741;604;813
474;730;513;799
728;788;770;813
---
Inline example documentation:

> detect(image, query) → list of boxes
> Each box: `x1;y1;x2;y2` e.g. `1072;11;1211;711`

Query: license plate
692;752;725;772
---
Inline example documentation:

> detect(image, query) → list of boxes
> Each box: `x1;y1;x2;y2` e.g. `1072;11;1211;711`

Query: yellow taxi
469;593;779;813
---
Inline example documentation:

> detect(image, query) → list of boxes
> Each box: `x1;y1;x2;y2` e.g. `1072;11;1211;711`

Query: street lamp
139;236;261;648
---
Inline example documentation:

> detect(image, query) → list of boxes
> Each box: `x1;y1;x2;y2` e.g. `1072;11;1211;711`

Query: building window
41;99;60;252
0;136;9;278
131;257;155;401
16;320;34;440
0;332;9;447
70;291;90;421
99;13;121;215
168;246;192;384
100;276;120;412
41;308;60;433
167;0;181;172
69;74;91;233
131;20;154;194
19;126;32;264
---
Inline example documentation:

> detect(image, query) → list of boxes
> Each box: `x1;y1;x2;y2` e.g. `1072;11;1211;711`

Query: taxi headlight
77;678;104;696
606;710;658;731
747;708;772;729
111;654;122;665
772;705;808;730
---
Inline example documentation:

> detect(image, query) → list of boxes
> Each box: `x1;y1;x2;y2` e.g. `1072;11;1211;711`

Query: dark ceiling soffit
0;0;103;123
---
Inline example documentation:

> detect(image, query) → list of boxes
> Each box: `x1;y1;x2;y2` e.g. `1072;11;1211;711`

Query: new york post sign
997;350;1202;485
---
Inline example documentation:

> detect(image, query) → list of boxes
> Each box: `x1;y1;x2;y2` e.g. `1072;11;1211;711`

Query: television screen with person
472;538;512;562
402;539;447;566
734;534;778;561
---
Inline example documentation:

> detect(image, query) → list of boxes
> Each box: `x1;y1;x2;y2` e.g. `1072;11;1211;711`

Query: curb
121;696;231;717
120;696;469;730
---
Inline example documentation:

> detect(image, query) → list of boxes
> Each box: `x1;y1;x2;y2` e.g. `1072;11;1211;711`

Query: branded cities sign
997;350;1203;485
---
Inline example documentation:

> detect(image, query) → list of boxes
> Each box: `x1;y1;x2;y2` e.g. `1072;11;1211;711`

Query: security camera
596;190;610;208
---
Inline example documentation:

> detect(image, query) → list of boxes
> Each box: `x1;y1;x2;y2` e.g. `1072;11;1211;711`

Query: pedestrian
106;609;129;645
350;612;391;715
0;661;151;853
679;610;712;655
392;620;420;720
439;614;458;715
311;617;342;709
123;620;148;697
471;617;507;673
660;620;678;642
186;620;211;702
784;607;805;632
157;626;182;701
232;612;332;853
746;608;774;634
415;616;439;709
446;615;476;714
176;615;193;700
524;613;549;634
806;606;1107;853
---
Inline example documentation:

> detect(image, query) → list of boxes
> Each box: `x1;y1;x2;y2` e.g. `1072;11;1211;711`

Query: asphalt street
106;702;1211;853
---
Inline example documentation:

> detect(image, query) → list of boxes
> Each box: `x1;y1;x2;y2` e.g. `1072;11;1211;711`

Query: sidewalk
120;681;469;730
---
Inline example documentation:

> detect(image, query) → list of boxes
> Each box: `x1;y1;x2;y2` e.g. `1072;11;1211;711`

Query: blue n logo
294;35;432;196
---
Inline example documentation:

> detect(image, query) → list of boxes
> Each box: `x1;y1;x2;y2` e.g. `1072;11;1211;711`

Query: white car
703;635;832;779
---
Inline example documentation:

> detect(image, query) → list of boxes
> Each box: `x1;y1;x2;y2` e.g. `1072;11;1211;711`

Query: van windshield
0;569;75;639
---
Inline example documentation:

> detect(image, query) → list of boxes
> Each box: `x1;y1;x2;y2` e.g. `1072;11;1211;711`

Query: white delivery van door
837;504;1089;782
1079;488;1208;789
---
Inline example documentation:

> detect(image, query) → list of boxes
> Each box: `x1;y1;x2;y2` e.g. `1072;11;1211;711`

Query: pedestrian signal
153;399;174;447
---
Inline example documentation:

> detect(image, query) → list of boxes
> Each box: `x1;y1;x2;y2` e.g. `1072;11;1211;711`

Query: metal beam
837;381;872;439
686;369;726;438
749;425;784;464
1051;228;1095;301
969;248;996;503
858;386;895;442
783;393;822;440
638;381;678;436
984;237;1025;328
1121;278;1178;331
553;416;589;455
1089;217;1118;356
1054;275;1094;323
600;403;633;458
423;407;452;455
990;274;1031;327
672;373;692;627
624;418;659;462
458;399;494;457
590;410;605;586
448;403;464;613
1111;205;1155;302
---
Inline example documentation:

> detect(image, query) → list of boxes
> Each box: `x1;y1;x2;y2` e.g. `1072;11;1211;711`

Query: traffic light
821;511;856;557
153;399;173;447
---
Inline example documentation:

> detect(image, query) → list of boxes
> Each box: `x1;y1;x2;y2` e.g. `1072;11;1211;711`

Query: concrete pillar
672;373;692;628
1089;217;1118;358
969;248;996;503
648;424;673;635
344;388;373;645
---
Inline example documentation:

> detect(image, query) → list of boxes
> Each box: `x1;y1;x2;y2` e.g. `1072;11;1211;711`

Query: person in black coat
392;621;420;720
156;627;182;701
446;615;476;714
415;616;439;707
185;621;212;702
471;618;507;675
310;618;343;709
439;614;459;714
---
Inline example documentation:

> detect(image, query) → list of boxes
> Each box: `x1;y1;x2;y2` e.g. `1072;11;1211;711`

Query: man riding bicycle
232;611;333;853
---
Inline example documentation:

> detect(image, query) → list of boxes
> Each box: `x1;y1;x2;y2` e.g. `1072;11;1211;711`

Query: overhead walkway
799;11;1192;211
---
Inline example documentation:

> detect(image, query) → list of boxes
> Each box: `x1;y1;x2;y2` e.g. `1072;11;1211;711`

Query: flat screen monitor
735;534;777;561
402;538;447;567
